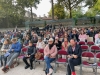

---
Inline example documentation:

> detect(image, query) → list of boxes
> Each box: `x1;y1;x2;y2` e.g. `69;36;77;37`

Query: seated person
23;35;30;46
44;38;57;75
36;37;45;50
79;31;87;42
95;34;100;47
2;38;22;72
54;37;62;50
62;37;69;51
23;40;36;70
0;39;11;66
67;39;82;75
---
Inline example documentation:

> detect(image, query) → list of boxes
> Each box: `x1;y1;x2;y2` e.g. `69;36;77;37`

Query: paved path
0;60;100;75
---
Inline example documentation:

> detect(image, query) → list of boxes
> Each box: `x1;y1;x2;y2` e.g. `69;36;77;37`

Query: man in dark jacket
67;39;82;75
23;40;36;70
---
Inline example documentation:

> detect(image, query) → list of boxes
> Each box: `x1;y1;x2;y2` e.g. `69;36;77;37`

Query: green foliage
48;3;66;19
85;0;100;17
57;0;83;18
0;0;40;28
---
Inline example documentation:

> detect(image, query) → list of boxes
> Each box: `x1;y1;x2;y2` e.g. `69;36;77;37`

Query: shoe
25;65;30;69
2;67;9;73
30;66;33;70
71;72;76;75
48;68;53;75
10;64;14;68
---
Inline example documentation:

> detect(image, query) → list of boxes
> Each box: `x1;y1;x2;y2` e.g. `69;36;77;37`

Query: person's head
55;37;59;41
64;38;68;42
80;31;85;35
11;38;17;44
3;39;11;45
29;40;33;46
70;39;76;47
98;34;100;39
38;37;42;42
48;38;54;45
26;35;30;40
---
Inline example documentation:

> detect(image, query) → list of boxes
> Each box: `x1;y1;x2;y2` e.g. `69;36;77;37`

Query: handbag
35;51;43;60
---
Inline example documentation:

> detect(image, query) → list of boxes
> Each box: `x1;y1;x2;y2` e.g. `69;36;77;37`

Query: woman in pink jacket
44;38;57;75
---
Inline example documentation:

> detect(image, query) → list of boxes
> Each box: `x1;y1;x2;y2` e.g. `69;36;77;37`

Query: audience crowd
0;24;100;75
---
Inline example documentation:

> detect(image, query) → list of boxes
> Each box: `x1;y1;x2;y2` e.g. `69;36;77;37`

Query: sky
32;0;57;17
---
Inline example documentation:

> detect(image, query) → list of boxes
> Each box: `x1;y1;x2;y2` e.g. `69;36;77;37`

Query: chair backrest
82;52;95;58
79;41;86;45
87;41;94;45
87;37;93;42
90;45;100;51
38;49;44;53
21;47;28;52
58;50;68;55
96;52;100;58
81;45;89;51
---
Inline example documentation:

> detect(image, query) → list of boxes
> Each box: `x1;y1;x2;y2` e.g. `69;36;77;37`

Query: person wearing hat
36;37;45;50
23;40;36;70
44;38;57;75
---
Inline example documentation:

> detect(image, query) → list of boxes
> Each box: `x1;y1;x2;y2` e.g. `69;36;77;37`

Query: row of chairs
17;47;100;75
78;41;94;46
81;45;100;53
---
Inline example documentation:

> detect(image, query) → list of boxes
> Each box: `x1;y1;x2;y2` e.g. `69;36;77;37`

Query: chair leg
43;62;46;71
80;64;82;75
95;66;97;75
33;61;36;69
54;63;57;73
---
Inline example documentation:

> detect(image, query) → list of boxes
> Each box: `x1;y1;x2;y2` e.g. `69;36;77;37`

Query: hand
3;50;7;52
73;55;78;59
67;55;73;58
27;55;30;57
12;49;14;51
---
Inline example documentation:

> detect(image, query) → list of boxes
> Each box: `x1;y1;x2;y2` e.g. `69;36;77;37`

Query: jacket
44;45;57;58
67;44;82;64
9;42;22;53
26;46;36;56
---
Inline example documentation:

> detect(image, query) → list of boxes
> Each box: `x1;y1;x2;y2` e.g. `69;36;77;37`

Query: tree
84;0;100;17
17;0;40;21
48;3;66;19
84;0;98;8
57;0;83;18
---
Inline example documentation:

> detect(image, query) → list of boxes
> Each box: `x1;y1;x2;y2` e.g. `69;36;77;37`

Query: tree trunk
30;6;33;22
68;0;72;18
51;0;54;20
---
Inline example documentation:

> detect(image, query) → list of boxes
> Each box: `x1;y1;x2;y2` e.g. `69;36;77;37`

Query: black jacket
67;44;82;64
27;46;36;56
55;41;62;50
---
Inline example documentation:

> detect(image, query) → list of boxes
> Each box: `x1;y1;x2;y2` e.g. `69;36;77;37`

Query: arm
77;46;82;57
44;45;49;56
51;45;57;57
95;39;99;46
31;47;36;55
14;43;21;52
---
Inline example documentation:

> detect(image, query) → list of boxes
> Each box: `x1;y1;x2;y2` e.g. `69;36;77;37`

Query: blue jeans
44;56;55;73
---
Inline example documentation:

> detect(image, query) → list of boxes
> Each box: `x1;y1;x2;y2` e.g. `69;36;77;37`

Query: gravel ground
0;60;100;75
